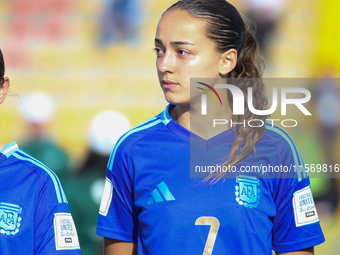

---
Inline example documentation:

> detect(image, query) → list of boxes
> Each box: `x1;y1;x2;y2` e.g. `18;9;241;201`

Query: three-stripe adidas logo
147;181;175;205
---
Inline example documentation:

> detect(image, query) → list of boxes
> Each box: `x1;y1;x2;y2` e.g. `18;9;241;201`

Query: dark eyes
153;48;190;57
154;47;164;56
178;50;189;56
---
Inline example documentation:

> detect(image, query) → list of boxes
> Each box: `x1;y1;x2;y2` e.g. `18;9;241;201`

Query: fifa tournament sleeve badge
292;185;320;227
0;202;22;235
54;213;80;250
235;176;261;208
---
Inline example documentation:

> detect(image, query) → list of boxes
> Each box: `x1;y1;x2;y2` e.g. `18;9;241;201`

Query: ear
0;77;10;104
218;49;237;76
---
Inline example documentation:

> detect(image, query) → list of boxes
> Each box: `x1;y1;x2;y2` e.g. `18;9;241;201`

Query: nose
157;51;175;74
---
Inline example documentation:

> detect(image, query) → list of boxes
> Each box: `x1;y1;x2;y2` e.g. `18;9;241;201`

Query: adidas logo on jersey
147;181;175;205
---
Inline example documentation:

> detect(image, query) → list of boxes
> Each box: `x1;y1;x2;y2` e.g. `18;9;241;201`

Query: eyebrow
155;38;194;46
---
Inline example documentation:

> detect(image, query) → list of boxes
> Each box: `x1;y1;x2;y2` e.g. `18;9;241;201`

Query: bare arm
276;247;314;255
104;238;137;255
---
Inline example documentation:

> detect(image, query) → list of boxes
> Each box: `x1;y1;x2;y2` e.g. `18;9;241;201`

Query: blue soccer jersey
0;142;82;254
97;104;325;255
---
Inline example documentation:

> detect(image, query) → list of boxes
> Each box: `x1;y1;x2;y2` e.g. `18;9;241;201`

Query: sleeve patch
53;213;80;250
99;177;113;216
292;185;319;227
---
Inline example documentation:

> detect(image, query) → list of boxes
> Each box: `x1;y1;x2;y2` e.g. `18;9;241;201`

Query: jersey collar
161;104;235;151
161;104;190;144
160;104;173;126
0;141;19;158
0;141;19;165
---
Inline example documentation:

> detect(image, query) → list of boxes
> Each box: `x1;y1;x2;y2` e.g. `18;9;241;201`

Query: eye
153;47;164;57
178;49;190;57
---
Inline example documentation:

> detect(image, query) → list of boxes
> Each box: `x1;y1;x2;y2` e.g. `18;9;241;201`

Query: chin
163;93;188;106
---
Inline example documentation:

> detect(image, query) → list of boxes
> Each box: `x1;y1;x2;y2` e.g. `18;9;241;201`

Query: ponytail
207;29;268;183
230;29;264;79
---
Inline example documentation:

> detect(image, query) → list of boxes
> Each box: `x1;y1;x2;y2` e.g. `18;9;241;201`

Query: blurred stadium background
0;0;340;253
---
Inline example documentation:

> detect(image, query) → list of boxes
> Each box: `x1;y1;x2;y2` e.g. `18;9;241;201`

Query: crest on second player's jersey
235;175;261;208
0;202;22;235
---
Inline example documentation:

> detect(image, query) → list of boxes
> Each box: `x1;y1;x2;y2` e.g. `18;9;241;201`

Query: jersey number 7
195;217;220;255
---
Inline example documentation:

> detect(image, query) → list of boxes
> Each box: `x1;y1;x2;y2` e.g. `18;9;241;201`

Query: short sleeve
272;134;325;252
272;178;325;252
34;180;82;254
96;147;138;242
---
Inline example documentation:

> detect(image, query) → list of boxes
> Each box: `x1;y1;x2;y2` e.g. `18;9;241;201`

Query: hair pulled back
165;0;268;182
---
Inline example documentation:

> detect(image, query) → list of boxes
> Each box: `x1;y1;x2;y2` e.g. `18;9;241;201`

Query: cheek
156;59;161;71
188;58;220;78
202;62;220;77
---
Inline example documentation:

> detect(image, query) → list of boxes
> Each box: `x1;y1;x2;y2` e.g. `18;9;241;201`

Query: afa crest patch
0;202;22;235
235;176;261;208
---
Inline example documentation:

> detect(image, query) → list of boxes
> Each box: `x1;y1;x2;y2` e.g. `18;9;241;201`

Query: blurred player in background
242;0;286;56
98;0;143;46
64;110;131;255
97;1;324;254
19;93;70;183
0;50;81;253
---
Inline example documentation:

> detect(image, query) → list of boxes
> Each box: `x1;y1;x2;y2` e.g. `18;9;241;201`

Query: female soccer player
0;49;82;254
97;1;325;254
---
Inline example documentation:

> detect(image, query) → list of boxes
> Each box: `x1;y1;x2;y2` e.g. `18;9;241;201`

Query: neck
170;105;191;130
170;100;233;140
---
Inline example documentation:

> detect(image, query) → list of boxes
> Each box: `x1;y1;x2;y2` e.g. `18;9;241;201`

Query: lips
162;80;179;89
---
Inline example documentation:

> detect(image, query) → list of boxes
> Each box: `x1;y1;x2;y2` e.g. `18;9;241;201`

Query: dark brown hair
165;0;268;182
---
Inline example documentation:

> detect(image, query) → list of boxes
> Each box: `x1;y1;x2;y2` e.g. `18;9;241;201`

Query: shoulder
114;113;166;153
107;113;167;170
8;148;68;204
263;122;308;180
263;122;299;155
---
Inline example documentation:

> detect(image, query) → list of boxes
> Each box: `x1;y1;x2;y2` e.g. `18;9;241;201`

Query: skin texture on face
155;9;224;108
